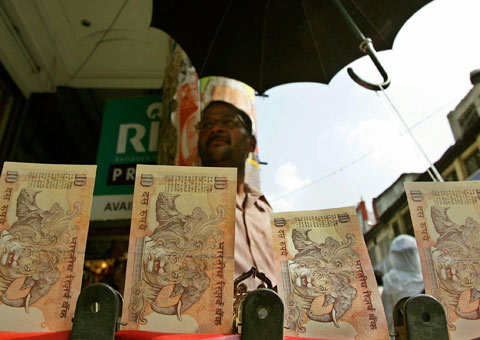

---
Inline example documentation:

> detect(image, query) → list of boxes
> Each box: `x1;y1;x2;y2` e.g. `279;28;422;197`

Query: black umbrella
150;0;432;94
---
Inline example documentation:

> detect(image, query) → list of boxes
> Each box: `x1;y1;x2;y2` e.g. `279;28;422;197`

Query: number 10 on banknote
122;165;237;333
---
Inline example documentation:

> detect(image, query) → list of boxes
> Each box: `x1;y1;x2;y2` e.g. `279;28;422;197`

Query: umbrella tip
255;91;269;98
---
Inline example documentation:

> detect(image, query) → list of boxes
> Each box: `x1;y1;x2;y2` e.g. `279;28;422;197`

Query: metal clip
232;267;283;340
70;283;123;340
392;294;449;340
233;266;275;330
241;288;284;340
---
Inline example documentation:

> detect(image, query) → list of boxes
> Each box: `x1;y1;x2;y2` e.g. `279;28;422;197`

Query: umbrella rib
200;0;233;76
260;1;273;92
348;0;388;46
301;0;328;81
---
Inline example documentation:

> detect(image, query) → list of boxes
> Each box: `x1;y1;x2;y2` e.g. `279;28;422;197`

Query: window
465;150;480;177
444;171;458;182
392;221;400;236
403;211;414;236
368;247;378;265
458;105;479;129
379;237;391;259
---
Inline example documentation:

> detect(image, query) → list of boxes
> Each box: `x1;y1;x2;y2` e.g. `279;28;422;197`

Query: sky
254;0;480;216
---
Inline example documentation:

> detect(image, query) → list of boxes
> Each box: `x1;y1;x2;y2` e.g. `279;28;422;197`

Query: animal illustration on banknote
129;192;224;323
284;229;358;332
0;189;79;312
429;206;480;326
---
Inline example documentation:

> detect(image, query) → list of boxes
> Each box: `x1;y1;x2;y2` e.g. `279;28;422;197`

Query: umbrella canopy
151;0;432;93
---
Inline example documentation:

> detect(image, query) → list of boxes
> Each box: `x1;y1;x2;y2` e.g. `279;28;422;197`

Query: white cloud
270;197;295;212
268;162;312;212
275;162;311;194
347;118;400;150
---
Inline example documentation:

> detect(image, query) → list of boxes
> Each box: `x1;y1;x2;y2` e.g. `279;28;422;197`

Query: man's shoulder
244;183;272;210
244;183;263;196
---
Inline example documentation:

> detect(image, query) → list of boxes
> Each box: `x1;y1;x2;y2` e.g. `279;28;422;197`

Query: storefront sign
91;95;162;220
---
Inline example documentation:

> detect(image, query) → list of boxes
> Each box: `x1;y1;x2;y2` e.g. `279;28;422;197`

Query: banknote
122;165;236;333
405;181;480;340
271;207;389;339
0;162;96;331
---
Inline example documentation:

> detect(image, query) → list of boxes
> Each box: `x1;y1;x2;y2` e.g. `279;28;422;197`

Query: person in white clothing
381;234;424;334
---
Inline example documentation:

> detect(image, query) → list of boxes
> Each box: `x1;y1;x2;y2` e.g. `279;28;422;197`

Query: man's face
197;102;255;168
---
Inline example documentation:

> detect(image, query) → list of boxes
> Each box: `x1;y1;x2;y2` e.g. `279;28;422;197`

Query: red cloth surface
0;331;70;339
115;331;327;340
0;331;328;340
115;332;239;340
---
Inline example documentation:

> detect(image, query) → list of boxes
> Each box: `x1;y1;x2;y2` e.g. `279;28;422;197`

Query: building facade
365;70;480;273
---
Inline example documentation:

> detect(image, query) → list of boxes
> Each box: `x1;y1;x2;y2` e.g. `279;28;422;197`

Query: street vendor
197;78;276;290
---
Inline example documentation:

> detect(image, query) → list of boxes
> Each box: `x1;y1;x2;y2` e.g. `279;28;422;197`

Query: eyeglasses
195;115;248;132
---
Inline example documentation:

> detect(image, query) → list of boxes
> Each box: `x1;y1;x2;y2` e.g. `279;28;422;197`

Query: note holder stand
69;282;452;340
233;267;284;340
70;283;123;340
392;294;449;340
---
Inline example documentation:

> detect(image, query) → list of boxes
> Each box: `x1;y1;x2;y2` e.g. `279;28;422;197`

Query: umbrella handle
347;38;391;91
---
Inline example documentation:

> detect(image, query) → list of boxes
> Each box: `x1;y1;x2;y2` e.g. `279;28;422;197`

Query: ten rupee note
0;162;96;331
122;165;236;333
271;207;389;339
405;181;480;340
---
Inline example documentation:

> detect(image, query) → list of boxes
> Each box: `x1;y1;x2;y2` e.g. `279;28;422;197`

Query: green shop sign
91;95;162;220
